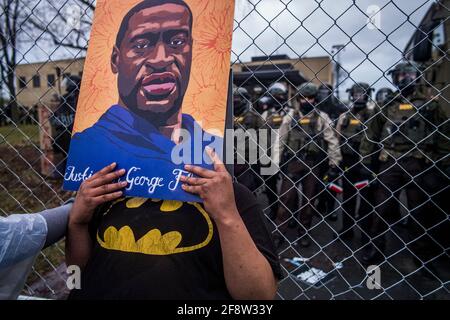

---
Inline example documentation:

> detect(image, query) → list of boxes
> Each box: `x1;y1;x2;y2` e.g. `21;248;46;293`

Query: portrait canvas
63;0;235;202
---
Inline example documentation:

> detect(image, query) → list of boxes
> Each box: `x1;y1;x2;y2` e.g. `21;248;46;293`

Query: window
18;76;27;89
47;74;56;87
431;22;445;58
32;75;41;88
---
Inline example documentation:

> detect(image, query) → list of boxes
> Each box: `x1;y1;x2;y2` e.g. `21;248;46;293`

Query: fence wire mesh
0;0;449;300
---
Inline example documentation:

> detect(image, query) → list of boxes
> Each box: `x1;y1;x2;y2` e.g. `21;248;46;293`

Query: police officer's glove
326;166;341;183
358;166;374;182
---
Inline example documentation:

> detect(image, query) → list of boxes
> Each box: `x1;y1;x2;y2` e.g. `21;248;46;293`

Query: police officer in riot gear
276;82;342;248
51;75;81;177
255;96;271;115
315;83;347;219
261;83;292;220
335;82;375;242
267;82;290;114
316;83;347;122
359;62;448;265
233;86;265;193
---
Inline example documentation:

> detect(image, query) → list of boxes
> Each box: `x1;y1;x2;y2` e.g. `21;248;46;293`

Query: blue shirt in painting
63;105;223;202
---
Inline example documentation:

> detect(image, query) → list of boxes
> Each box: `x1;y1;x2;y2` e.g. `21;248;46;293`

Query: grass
0;129;71;298
0;124;40;146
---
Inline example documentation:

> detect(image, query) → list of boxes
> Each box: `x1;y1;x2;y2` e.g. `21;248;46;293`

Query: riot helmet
388;62;420;97
375;87;394;106
298;83;318;115
233;86;251;117
268;82;288;108
347;82;373;110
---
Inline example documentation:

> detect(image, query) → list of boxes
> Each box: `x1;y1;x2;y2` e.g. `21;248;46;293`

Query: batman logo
96;198;214;256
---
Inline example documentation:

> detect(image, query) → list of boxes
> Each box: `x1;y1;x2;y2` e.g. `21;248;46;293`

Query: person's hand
326;166;341;183
358;165;373;181
69;163;127;225
180;147;239;226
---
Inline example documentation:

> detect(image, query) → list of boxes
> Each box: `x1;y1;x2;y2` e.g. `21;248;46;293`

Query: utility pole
332;44;345;100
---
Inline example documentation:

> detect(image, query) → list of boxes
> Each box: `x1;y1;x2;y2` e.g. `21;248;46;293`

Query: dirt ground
0;137;72;299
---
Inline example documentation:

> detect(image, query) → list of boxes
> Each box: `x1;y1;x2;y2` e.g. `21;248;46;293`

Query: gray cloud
233;0;432;97
19;0;433;99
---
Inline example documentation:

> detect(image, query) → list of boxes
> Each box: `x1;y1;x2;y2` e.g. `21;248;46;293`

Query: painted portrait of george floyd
64;0;235;202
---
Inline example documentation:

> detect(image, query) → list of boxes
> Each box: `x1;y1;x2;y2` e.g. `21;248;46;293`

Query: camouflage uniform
233;87;265;193
261;84;293;218
278;106;342;244
315;83;346;221
335;83;375;240
359;64;448;262
413;101;450;262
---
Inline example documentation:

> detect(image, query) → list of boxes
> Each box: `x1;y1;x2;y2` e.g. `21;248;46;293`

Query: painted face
112;4;193;120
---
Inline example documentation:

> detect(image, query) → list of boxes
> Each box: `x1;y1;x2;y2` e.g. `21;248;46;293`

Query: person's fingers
181;184;203;196
184;165;215;178
90;169;126;188
91;181;127;197
180;175;207;186
206;147;226;173
88;163;117;181
93;191;123;205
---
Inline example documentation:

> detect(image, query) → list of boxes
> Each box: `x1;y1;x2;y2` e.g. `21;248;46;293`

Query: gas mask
395;72;418;97
300;100;315;115
351;91;368;111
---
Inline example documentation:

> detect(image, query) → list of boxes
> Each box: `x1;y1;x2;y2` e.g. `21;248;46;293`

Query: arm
40;202;73;248
320;112;342;167
181;148;278;300
359;108;387;165
335;114;345;140
66;163;127;269
215;213;277;300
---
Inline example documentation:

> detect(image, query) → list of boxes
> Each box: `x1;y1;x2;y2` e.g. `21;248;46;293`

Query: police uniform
233;87;265;193
336;105;374;240
412;101;450;263
261;84;293;218
278;108;342;242
359;91;445;262
234;107;265;192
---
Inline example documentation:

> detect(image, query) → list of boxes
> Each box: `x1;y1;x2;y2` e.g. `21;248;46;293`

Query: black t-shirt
68;183;282;300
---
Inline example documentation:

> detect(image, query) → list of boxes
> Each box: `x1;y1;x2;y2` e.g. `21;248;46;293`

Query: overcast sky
19;0;433;99
232;0;432;97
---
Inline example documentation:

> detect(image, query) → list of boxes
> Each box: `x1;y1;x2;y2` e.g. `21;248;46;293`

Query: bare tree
0;0;24;122
25;0;95;52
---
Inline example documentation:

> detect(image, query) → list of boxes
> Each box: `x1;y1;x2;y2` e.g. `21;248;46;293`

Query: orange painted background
73;0;235;136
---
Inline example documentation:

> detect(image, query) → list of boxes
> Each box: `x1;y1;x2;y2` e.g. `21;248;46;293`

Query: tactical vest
340;110;370;156
234;111;262;131
265;110;285;131
234;110;262;166
286;112;325;159
380;97;433;158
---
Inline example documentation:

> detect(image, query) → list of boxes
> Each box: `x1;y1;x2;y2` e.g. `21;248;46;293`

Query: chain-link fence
0;0;449;300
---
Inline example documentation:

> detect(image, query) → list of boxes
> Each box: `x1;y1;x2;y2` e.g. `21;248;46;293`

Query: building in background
404;0;449;110
232;54;335;102
16;54;334;110
15;58;85;109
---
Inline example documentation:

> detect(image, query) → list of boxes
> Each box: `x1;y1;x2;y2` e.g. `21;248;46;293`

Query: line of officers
233;61;449;266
